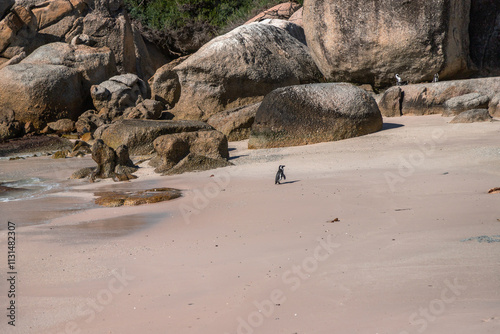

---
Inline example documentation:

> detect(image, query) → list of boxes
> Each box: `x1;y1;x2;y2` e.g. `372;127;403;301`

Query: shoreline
1;115;500;333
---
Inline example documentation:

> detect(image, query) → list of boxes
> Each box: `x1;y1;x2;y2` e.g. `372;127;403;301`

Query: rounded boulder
248;83;383;149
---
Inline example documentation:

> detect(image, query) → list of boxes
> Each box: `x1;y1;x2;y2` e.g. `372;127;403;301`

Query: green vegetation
124;0;302;54
125;0;301;31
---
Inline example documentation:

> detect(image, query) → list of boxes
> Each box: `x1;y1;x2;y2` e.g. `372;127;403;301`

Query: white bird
395;74;408;86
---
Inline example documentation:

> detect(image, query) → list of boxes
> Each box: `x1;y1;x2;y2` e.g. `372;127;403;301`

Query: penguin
395;74;408;86
275;165;286;185
433;73;439;83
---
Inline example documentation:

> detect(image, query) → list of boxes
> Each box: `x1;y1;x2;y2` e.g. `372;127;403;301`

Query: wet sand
1;115;500;333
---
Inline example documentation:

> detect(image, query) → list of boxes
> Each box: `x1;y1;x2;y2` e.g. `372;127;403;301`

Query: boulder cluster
0;0;499;179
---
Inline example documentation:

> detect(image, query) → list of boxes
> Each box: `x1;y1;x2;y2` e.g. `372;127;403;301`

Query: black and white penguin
433;73;439;83
275;165;286;185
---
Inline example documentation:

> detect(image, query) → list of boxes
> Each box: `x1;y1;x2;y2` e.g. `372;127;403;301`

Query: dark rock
124;99;163;120
162;153;233;176
94;187;182;207
70;167;94;179
207;103;259;141
450;109;493;123
0;109;22;141
46;118;76;134
91;139;116;179
248;83;383;149
0;135;73;157
0;0;14;19
94;119;213;155
469;0;500;76
0;121;22;142
115;144;135;167
153;130;229;174
74;139;137;181
75;110;108;134
52;150;69;159
70;140;91;155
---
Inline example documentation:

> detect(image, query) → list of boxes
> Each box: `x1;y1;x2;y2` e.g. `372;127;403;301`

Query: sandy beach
1;115;499;334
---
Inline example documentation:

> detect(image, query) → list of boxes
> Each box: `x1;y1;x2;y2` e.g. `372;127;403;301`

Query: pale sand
1;115;500;334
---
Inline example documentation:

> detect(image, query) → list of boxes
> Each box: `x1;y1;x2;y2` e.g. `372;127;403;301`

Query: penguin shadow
277;180;300;185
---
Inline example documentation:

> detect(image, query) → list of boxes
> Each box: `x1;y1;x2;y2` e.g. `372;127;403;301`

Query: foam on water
0;177;65;202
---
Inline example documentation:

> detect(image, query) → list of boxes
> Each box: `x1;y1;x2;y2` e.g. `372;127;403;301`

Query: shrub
125;0;302;55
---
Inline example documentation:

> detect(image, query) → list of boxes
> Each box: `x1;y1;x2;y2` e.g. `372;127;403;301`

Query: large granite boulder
303;0;471;87
0;1;89;59
0;41;117;130
0;0;164;80
94;119;213;155
170;22;323;121
378;77;500;116
0;5;39;58
207;103;259;141
152;130;230;174
80;0;135;75
248;83;383;149
0;63;83;129
148;55;188;108
21;41;117;95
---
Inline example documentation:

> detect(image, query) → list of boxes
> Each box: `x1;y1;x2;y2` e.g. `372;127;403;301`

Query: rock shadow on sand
381;123;404;131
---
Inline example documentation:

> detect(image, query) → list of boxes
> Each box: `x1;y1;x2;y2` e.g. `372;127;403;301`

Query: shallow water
52;212;169;240
0;156;97;228
0;177;64;202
